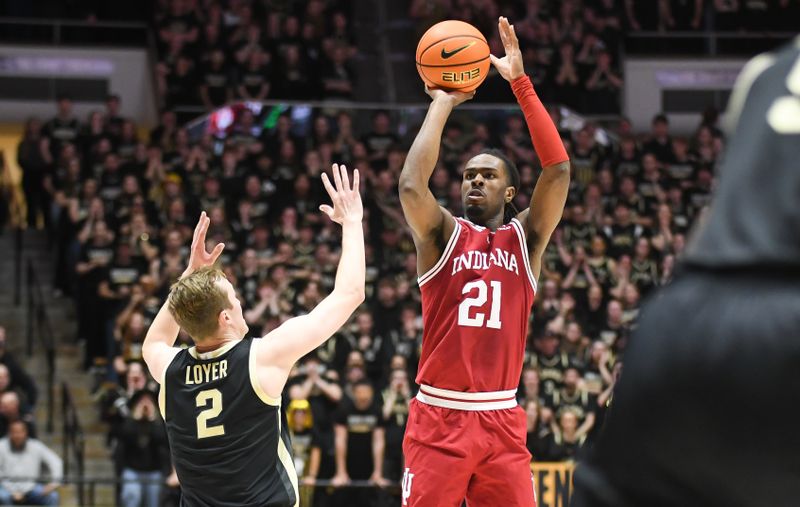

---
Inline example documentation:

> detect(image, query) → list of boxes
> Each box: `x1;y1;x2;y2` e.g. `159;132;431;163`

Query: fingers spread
332;163;344;192
340;164;350;191
210;243;225;263
509;24;519;47
192;212;205;244
321;172;335;197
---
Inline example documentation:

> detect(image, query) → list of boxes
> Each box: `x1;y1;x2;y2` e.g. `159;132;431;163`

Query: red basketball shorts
401;386;537;507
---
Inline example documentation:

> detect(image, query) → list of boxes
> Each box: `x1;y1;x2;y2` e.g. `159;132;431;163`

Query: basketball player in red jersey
398;18;570;507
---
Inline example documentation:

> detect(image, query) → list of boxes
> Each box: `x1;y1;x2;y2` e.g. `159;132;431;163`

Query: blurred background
0;0;795;505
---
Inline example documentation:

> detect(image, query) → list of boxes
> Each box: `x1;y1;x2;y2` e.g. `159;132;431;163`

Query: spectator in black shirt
630;237;659;295
98;360;147;427
381;368;412;485
233;23;267;66
370;278;401;340
162;56;198;108
552;367;597;437
571;127;607;190
236;51;271;100
603;203;644;257
666;137;696;187
519;367;554;425
321;44;354;99
17;118;53;229
643;114;674;163
332;380;388;506
525;399;555;462
586;236;615;291
278;45;314;99
200;49;233;110
554;42;582;110
563;205;596;251
113;389;168;507
43;95;80;159
157;0;199;50
361;111;398;169
104;94;125;140
75;217;115;366
550;409;586;462
585;51;623;114
612;136;641;180
597;299;627;348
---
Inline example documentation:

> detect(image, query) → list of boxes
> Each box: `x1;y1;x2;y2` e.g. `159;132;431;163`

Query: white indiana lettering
451;247;520;276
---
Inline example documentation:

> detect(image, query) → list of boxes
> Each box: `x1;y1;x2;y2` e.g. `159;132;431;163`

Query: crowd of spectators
0;2;789;506
411;0;799;112
155;0;359;109
15;75;725;503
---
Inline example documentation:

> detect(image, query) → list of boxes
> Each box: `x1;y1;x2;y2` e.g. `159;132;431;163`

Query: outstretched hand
182;211;225;278
489;16;524;82
320;163;363;225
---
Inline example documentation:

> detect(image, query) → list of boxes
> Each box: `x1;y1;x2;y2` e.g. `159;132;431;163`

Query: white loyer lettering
185;360;229;385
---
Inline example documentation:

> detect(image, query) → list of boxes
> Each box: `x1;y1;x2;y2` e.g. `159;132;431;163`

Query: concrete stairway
2;229;116;506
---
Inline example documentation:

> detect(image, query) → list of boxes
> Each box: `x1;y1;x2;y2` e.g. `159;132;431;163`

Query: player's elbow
546;160;571;176
334;286;366;309
398;172;423;198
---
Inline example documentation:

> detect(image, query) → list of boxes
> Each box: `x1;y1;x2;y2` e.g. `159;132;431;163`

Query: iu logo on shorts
402;467;414;506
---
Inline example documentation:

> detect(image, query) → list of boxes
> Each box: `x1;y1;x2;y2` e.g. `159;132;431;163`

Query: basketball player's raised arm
399;87;472;273
257;164;365;371
143;212;225;382
491;17;570;279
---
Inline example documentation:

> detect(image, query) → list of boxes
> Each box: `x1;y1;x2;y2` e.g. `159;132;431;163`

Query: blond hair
168;266;231;341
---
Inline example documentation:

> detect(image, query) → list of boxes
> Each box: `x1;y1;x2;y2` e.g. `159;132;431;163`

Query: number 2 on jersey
458;280;502;329
196;389;225;439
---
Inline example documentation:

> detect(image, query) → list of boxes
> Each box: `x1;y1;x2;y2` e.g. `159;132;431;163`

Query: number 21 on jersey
458;280;502;329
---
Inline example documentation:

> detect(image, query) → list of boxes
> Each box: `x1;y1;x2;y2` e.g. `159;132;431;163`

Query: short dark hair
353;379;374;391
652;113;669;125
480;148;520;223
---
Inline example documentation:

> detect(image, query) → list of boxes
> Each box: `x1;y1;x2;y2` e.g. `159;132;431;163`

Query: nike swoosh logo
441;41;477;59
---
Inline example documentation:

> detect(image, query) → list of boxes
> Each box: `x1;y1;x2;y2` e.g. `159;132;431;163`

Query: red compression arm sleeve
511;75;569;168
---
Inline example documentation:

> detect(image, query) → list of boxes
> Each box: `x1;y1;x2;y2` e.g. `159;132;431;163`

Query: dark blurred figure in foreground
572;39;800;507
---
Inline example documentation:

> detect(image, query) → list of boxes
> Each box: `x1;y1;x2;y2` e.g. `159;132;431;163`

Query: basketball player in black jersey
572;38;800;507
143;164;364;507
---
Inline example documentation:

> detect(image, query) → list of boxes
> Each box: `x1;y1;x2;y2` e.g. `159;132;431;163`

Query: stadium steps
2;229;116;506
352;0;386;102
382;0;427;103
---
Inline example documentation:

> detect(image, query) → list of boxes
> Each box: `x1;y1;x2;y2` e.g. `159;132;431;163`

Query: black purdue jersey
685;37;800;269
159;339;298;507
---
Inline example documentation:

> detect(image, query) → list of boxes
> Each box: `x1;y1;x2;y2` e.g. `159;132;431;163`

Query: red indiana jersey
416;216;537;393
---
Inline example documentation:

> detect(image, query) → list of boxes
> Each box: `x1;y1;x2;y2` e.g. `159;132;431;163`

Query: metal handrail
25;259;56;434
13;226;22;306
61;383;86;505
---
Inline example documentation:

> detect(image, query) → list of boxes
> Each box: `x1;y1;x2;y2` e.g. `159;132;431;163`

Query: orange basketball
416;20;490;93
